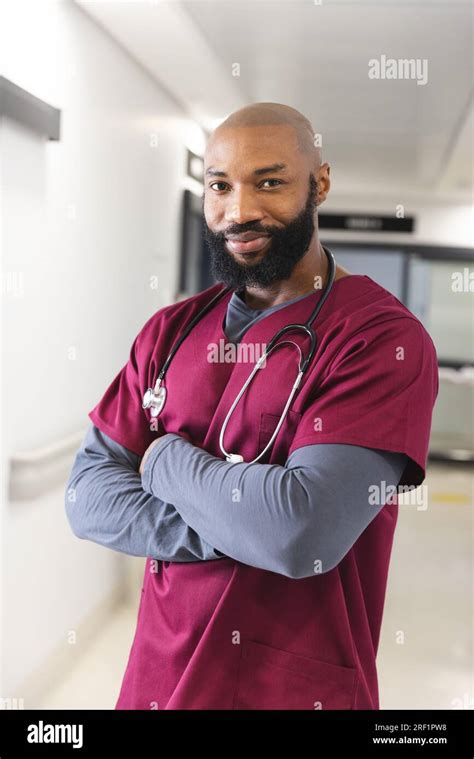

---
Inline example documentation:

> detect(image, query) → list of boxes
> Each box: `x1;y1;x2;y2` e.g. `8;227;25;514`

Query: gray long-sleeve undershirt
66;424;406;577
65;288;408;578
66;423;224;563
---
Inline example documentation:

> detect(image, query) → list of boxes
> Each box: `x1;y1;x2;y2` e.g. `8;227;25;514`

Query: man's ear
316;163;331;206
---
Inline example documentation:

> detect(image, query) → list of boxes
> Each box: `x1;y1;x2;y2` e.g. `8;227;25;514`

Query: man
65;102;438;710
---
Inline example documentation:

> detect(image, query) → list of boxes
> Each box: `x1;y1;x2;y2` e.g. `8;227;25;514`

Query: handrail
438;366;474;386
9;429;86;502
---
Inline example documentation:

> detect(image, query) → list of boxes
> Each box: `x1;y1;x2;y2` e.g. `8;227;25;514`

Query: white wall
321;193;474;249
1;0;191;700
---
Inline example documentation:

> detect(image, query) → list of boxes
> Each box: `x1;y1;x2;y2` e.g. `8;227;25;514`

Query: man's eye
209;179;284;191
261;179;283;188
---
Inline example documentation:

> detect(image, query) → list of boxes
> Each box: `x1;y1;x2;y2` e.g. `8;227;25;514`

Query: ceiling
76;0;473;201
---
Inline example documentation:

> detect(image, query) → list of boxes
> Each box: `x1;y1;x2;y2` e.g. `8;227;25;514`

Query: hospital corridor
0;0;473;742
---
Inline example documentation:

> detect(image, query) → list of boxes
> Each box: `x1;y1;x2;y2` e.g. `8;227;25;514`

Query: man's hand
139;437;163;475
139;432;194;475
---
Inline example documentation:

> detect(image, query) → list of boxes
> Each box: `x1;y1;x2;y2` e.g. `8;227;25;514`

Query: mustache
214;226;276;240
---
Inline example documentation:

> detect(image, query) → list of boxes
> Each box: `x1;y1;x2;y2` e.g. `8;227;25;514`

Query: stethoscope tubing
153;245;335;386
142;245;337;462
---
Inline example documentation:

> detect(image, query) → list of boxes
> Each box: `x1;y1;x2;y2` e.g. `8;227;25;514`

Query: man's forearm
65;424;225;562
141;433;407;579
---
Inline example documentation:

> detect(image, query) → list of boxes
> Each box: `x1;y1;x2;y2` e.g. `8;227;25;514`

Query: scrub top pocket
234;639;358;710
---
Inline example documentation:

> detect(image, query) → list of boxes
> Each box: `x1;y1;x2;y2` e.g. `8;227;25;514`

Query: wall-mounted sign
0;76;60;141
318;212;414;233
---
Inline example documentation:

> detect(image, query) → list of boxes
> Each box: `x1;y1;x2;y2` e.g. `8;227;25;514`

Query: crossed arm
65;424;407;579
140;433;407;578
65;425;223;563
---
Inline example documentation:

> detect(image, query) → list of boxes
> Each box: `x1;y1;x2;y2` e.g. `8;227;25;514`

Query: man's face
203;125;318;290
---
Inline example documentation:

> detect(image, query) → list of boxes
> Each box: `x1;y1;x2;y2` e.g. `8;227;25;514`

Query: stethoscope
142;245;336;464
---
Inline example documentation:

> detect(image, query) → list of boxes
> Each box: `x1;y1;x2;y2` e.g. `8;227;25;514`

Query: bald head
208;102;321;171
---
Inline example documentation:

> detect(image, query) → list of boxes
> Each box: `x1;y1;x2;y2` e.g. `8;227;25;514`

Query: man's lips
225;235;270;254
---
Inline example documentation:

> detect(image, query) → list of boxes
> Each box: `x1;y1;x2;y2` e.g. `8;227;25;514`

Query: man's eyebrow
205;163;288;178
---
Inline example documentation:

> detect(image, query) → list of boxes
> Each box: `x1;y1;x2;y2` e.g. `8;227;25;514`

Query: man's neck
242;242;329;310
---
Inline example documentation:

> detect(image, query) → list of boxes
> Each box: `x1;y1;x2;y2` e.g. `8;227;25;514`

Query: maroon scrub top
89;274;439;710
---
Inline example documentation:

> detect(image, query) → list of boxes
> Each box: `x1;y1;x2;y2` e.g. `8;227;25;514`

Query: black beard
203;175;318;291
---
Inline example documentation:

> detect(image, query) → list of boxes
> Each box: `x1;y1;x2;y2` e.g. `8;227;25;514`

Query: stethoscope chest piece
142;382;167;418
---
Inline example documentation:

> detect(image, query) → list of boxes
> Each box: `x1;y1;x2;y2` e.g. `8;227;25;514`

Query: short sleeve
88;326;157;458
288;317;439;488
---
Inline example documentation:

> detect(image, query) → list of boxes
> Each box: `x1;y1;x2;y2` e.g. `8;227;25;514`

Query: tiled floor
37;462;473;710
378;461;473;709
37;602;140;710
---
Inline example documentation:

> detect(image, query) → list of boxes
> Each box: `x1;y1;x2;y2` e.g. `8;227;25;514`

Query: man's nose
224;192;264;225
